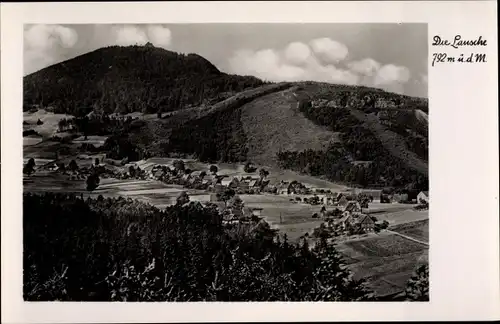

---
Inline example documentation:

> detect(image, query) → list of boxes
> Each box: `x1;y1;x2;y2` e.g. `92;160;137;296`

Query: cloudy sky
24;23;428;97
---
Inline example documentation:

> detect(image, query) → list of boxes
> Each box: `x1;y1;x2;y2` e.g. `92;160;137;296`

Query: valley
22;43;429;301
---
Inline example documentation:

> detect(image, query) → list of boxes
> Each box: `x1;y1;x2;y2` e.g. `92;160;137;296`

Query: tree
176;191;190;205
23;165;35;176
57;163;66;173
259;168;269;180
228;195;244;212
209;165;218;175
68;160;78;172
173;160;185;172
86;173;100;192
309;237;373;301
404;264;429;301
244;162;256;173
27;158;36;169
216;188;235;207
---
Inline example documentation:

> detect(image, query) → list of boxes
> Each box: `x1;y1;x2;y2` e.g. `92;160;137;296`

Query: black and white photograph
21;23;430;302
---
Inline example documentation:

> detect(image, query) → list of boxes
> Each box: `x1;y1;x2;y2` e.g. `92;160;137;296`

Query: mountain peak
23;46;264;115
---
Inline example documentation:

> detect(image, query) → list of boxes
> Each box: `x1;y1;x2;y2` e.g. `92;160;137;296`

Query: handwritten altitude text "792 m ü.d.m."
431;35;488;67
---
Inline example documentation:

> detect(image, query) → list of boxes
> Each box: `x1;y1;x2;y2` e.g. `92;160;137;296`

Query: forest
24;193;376;301
277;101;428;192
23;44;265;115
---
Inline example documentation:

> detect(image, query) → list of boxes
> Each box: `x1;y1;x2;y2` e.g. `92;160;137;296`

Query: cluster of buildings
331;201;376;233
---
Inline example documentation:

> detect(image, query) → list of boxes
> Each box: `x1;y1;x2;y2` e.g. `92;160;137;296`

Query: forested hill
23;44;265;116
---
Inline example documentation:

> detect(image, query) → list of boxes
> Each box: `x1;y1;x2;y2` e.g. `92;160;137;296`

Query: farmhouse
277;182;290;195
336;194;349;207
354;215;375;232
344;201;362;213
221;177;239;188
337;213;375;233
417;191;429;204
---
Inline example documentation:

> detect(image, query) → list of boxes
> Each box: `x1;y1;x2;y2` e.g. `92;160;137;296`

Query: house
47;163;59;171
277;181;290;195
260;180;270;190
152;168;165;180
417;191;429;204
337;194;349;207
211;175;226;186
190;170;203;178
238;179;250;191
338;213;354;229
354;215;375;232
344;201;362;213
247;178;260;188
222;177;240;189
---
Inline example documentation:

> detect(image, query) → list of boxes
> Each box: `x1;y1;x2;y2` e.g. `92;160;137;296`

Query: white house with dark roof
417;191;429;204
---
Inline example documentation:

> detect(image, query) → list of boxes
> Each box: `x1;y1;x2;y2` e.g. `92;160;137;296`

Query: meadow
335;230;428;297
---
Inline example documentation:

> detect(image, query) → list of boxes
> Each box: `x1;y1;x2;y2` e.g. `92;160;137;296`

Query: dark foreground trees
23;193;374;301
404;264;429;301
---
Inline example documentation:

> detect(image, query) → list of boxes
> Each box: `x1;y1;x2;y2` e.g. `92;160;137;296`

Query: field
371;208;429;226
23;109;73;138
72;135;108;148
335;231;429;296
240;194;324;241
390;219;429;242
23;173;209;209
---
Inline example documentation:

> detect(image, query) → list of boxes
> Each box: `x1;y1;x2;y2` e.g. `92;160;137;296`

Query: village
24;153;430;241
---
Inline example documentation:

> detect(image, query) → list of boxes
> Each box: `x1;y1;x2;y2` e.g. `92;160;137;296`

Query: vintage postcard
1;1;498;322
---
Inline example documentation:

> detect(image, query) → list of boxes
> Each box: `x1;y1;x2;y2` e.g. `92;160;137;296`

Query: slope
239;86;340;167
23;44;264;116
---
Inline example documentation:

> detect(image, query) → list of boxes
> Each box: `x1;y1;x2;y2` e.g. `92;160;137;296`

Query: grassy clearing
23;136;43;147
23;109;73;138
72;135;108;148
239;88;339;167
239;194;324;241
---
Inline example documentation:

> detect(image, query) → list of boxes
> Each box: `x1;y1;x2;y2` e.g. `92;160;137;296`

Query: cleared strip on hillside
348;109;428;176
239;87;340;167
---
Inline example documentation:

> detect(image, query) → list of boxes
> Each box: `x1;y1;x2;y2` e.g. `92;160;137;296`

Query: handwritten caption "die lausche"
431;35;487;67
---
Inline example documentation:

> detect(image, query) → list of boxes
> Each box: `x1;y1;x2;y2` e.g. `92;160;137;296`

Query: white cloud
110;25;173;48
283;42;312;66
310;37;349;63
146;25;172;48
374;64;410;86
347;58;381;77
113;25;149;46
228;39;412;91
25;24;78;51
24;24;174;75
24;24;79;74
